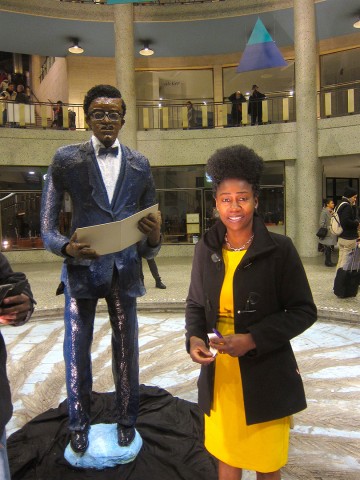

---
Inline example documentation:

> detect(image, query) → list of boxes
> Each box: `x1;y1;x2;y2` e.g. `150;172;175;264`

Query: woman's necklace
224;232;254;251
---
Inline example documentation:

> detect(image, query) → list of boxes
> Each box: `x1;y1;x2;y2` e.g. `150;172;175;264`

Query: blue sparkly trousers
63;271;139;433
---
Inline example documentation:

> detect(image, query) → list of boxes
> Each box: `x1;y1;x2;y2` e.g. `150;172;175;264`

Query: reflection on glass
0;192;43;251
156;189;203;244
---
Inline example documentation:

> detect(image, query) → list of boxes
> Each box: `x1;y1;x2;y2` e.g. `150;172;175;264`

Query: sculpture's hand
65;232;99;259
138;211;161;247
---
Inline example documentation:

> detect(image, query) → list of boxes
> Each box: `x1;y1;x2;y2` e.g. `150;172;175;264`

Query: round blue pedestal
64;423;142;469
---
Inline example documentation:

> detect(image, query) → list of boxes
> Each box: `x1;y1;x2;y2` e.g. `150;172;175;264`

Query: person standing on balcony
41;84;162;456
1;83;16;125
248;85;266;125
51;100;63;129
14;85;29;104
229;91;246;126
186;100;197;128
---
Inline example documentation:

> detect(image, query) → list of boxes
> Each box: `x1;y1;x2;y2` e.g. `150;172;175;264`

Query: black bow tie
98;146;119;156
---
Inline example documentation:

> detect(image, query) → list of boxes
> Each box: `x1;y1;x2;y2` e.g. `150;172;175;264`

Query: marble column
294;0;322;257
114;4;137;150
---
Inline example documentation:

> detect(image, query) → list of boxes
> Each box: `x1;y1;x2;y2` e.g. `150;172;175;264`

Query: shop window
0;166;72;251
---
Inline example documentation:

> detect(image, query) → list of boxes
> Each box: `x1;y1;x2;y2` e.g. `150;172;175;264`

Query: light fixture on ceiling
68;38;84;54
139;42;154;56
353;17;360;28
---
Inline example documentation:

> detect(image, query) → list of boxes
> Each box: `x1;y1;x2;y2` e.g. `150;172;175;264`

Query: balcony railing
137;94;296;130
0;86;359;131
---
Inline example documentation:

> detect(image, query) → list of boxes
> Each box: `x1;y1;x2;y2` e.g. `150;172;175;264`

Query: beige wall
32;56;69;104
67;56;116;105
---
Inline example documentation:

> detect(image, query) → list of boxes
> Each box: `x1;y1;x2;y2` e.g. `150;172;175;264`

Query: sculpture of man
41;84;161;454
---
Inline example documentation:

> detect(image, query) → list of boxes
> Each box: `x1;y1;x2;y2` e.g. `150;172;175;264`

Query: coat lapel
79;141;113;214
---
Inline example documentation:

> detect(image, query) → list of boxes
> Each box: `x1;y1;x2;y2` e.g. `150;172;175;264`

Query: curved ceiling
0;0;359;58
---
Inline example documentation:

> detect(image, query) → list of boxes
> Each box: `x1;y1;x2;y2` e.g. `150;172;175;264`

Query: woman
185;145;317;480
318;198;337;267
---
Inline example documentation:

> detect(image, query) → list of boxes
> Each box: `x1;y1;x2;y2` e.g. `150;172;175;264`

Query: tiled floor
2;311;360;479
2;253;359;478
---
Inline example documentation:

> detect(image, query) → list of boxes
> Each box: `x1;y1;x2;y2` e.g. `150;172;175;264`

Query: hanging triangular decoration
237;18;287;73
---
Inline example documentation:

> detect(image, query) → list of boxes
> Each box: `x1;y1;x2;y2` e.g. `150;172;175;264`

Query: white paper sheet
75;204;158;255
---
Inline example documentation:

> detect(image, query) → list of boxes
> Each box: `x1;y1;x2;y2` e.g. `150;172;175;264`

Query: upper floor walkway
1;83;359;131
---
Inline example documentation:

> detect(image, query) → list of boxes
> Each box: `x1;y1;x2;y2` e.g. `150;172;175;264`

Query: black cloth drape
8;385;217;480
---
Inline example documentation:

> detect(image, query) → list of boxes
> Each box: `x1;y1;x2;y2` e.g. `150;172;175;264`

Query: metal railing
137;94;296;130
0;100;86;130
0;86;359;131
319;82;360;118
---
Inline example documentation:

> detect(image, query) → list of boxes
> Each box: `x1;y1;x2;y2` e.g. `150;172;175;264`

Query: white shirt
91;135;121;204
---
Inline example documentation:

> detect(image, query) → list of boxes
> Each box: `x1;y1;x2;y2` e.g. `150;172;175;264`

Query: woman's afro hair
206;144;264;197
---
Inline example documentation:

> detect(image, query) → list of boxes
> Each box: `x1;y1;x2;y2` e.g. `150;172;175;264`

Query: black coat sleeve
246;238;317;356
185;242;208;352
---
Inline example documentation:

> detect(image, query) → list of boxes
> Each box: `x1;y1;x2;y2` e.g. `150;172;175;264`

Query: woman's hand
189;336;215;365
210;333;256;357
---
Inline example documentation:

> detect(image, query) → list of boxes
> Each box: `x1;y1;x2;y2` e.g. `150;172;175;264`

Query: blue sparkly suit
41;141;160;432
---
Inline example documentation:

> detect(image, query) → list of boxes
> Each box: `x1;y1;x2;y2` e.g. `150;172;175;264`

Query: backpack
330;202;347;236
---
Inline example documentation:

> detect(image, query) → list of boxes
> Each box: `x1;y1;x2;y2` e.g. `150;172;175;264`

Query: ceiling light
139;42;154;56
353;17;360;28
68;39;84;54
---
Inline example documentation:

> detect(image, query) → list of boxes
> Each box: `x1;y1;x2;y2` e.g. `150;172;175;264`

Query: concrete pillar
114;4;137;150
285;161;296;241
294;0;322;256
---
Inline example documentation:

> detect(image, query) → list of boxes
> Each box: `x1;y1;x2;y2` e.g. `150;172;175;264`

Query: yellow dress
204;249;290;472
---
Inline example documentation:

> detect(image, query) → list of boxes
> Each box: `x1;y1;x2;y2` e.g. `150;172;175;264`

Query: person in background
141;258;166;289
185;145;316;480
52;100;63;129
1;83;16;125
248;85;266;126
0;253;35;479
14;85;29;104
318;198;337;267
41;84;161;454
228;91;246;126
186;101;197;129
335;186;359;270
25;86;31;103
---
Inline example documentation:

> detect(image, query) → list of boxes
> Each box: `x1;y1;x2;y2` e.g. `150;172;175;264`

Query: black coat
185;215;317;425
338;199;359;240
248;90;266;115
229;92;246;124
0;253;34;434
